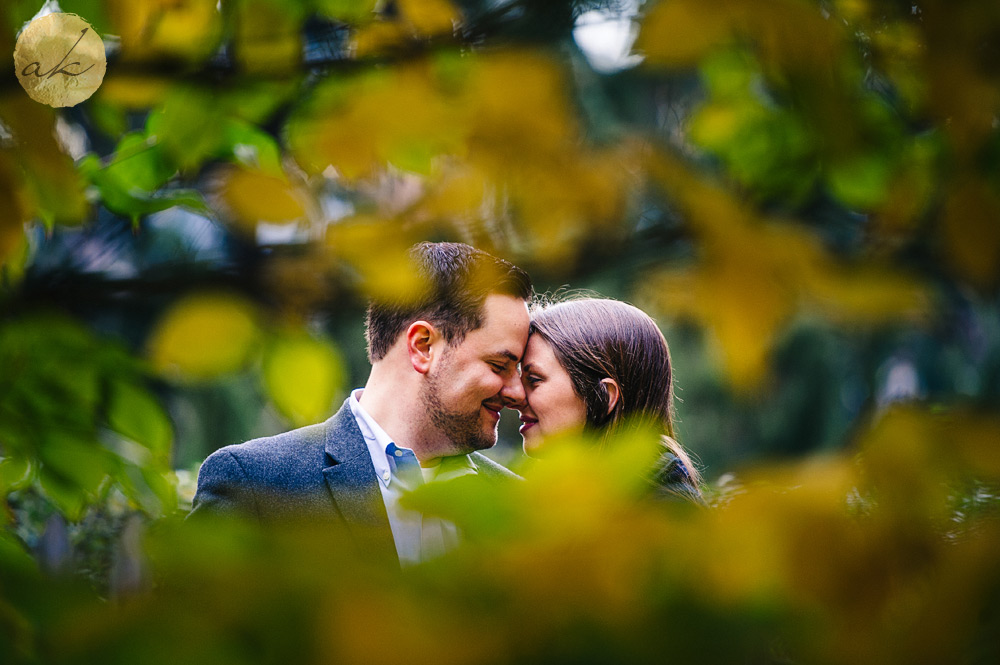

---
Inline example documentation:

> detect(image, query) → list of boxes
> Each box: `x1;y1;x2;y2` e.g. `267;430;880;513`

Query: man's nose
501;370;526;406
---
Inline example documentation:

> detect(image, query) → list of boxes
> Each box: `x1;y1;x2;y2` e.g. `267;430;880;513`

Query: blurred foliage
1;407;999;664
1;0;999;662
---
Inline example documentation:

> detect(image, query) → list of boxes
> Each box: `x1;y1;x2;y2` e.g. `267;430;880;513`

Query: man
190;242;531;566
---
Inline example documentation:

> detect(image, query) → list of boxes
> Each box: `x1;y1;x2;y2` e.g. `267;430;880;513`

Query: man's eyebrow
490;350;519;363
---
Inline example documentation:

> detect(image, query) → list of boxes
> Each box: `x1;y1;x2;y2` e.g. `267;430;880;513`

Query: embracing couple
190;242;701;566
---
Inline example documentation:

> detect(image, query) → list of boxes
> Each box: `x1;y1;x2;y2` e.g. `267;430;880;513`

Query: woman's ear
600;378;620;415
406;321;438;374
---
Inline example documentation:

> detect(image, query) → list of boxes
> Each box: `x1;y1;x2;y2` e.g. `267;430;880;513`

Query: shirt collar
349;388;478;486
349;389;397;488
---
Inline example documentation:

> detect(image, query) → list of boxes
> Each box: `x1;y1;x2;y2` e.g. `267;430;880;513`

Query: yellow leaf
941;176;1000;291
417;162;491;222
509;148;634;264
213;166;310;231
233;0;303;74
108;0;222;62
0;96;87;225
326;215;427;304
147;293;260;381
264;333;346;427
398;0;459;35
464;52;577;169
645;149;931;388
688;103;745;148
0;150;33;272
95;75;171;109
858;406;963;520
636;0;733;67
805;265;929;324
352;21;411;58
314;0;379;24
288;62;462;178
638;0;842;72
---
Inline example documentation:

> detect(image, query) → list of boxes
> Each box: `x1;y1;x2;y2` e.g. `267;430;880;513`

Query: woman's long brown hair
529;298;702;498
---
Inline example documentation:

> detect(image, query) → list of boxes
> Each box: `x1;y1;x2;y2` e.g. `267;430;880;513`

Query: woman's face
516;334;588;456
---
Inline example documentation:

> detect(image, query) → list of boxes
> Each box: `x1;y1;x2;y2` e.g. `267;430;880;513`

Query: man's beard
423;367;496;453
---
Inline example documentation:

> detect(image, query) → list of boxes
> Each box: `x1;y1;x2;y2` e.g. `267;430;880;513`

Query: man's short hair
365;242;532;362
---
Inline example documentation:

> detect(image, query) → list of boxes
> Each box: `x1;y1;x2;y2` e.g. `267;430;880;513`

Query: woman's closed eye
524;373;543;386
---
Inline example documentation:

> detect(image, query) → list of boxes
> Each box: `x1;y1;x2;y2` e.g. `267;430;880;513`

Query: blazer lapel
321;403;397;559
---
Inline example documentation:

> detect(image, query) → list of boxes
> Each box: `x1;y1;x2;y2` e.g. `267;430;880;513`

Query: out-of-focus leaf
0;149;34;273
93;132;175;193
353;21;411;57
827;154;894;211
37;468;87;521
224;120;284;176
107;380;173;458
0;314;177;517
148;87;229;173
352;0;458;55
326;215;427;303
118;462;177;516
212;166;310;232
860;406;970;525
505;148;634;265
147;85;293;176
397;0;459;35
637;0;841;72
941;176;1000;291
94;75;172;110
874;135;939;236
288;61;462;178
263;332;346;427
0;457;31;495
107;0;222;62
0;96;87;226
147;293;261;381
464;52;577;169
862;406;1000;488
79;135;207;224
232;0;303;74
313;0;378;24
56;0;113;34
646;150;930;389
804;265;929;324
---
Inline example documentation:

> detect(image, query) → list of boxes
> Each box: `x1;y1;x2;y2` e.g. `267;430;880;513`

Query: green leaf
60;0;113;35
148;87;228;173
107;381;173;458
38;434;112;499
313;0;379;23
224;120;284;176
827;153;893;210
0;457;31;495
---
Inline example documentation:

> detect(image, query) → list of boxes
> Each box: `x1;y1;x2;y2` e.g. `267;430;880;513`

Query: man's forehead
462;294;529;345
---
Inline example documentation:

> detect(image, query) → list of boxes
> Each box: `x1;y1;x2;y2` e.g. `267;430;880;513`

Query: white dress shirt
348;389;474;566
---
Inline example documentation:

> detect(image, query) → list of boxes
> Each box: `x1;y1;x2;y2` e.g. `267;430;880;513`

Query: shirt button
382;470;391;483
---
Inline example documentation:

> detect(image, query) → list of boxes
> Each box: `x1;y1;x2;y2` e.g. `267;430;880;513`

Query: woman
515;298;702;502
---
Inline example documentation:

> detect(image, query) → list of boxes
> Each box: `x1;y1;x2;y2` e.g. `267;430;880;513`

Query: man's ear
600;378;620;416
406;321;438;374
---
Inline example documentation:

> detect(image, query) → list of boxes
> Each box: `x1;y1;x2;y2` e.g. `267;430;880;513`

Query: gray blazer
190;398;519;563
